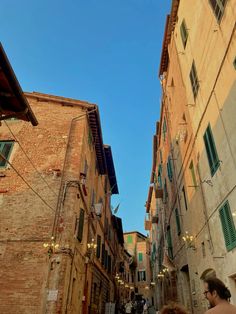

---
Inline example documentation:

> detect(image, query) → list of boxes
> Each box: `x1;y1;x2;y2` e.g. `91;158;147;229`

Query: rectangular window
167;156;173;182
203;124;220;176
180;19;188;48
158;164;162;188
158;246;163;268
163;118;167;142
138;270;146;282
77;208;85;242
166;227;173;260
201;242;206;257
0;141;14;168
163;178;168;203
175;208;181;235
189;60;199;99
101;243;105;265
182;186;188;211
138;252;143;262
96;235;101;259
189;161;197;187
219;201;236;251
209;0;227;22
127;235;133;244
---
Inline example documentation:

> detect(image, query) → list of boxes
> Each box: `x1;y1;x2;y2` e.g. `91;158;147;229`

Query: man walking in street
203;277;236;313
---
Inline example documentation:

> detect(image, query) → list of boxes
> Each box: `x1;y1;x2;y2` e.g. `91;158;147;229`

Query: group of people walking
119;277;236;314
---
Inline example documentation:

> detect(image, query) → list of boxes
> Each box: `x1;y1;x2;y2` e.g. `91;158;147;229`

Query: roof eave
0;43;38;126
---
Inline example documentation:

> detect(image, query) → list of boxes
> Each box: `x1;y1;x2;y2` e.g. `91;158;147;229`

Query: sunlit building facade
147;0;236;312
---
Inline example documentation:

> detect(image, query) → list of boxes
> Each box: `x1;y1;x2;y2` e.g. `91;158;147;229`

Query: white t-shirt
125;302;132;313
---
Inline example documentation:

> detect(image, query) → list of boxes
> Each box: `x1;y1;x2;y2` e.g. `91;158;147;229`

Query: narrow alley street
0;0;236;314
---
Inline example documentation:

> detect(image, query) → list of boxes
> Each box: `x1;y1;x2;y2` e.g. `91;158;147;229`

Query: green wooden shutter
77;209;84;242
219;201;236;251
163;118;167;142
175;208;181;235
203;125;220;176
127;235;133;243
0;141;14;167
163;178;168;203
138;253;143;262
167;156;173;182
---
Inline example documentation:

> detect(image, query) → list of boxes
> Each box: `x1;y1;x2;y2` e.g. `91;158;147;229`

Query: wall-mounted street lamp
87;238;97;250
157;267;168;278
43;236;59;258
182;231;196;250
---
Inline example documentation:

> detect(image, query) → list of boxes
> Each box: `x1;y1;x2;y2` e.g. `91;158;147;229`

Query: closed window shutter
204;125;220;176
77;209;84;242
163;118;167;141
138;253;143;262
127;235;132;243
0;141;14;167
167;156;173;182
219;201;236;251
175;208;181;235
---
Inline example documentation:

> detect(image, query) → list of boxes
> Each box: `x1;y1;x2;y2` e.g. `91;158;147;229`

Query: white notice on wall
47;290;58;301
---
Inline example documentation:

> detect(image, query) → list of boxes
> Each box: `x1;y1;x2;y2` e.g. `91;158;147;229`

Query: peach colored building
146;0;236;313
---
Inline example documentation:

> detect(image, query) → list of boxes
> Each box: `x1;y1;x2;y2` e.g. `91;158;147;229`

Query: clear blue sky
1;0;171;234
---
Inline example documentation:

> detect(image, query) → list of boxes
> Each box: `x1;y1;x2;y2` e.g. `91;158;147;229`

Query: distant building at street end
123;231;153;303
